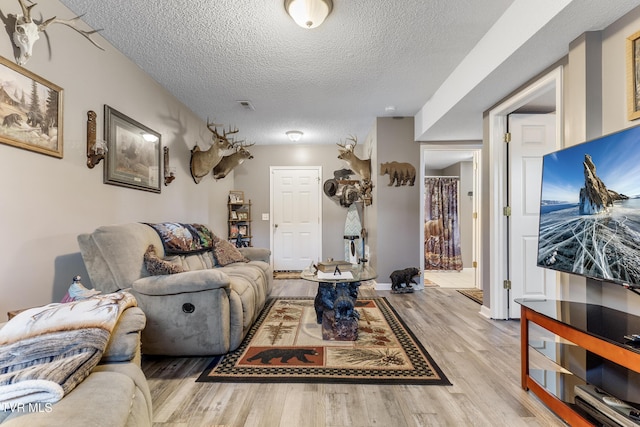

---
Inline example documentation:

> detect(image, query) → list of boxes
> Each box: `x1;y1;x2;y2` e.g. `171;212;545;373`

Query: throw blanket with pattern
0;291;137;406
145;222;215;254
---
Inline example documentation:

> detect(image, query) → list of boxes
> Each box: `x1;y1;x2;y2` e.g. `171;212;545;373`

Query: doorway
488;66;562;319
420;145;482;291
270;166;322;271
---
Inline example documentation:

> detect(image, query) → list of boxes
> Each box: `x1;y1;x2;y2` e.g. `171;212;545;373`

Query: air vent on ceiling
237;100;255;111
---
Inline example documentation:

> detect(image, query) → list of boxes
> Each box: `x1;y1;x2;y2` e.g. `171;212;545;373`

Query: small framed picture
229;190;244;204
237;211;248;220
231;210;238;220
104;105;161;193
628;30;640;120
238;225;248;235
229;224;239;237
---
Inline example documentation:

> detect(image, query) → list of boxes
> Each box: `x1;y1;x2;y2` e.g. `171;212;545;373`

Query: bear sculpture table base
302;265;376;341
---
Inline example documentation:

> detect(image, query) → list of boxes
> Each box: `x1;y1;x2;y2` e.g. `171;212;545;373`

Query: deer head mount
337;135;371;181
334;135;373;206
189;120;238;184
212;139;255;180
10;0;104;65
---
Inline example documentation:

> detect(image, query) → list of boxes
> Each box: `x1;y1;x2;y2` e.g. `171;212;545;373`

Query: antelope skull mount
11;0;104;65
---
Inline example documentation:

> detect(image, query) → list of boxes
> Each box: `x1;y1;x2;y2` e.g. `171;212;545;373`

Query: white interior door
271;167;322;271
508;114;558;318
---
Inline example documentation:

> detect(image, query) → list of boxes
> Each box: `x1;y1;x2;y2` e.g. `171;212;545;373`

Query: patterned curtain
424;177;463;271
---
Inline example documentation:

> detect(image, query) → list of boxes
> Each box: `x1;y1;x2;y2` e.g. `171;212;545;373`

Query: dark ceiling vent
237;100;255;111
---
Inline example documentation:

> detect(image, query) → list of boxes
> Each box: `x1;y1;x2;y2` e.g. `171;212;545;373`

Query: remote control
624;334;640;342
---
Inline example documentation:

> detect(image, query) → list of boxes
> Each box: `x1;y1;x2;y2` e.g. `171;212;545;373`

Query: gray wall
374;117;421;283
0;0;232;318
234;117;420;284
233;143;362;262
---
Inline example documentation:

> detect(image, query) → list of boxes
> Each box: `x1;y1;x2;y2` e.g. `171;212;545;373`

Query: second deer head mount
190;120;254;183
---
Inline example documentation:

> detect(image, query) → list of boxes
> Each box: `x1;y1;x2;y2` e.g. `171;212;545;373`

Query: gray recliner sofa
77;222;272;356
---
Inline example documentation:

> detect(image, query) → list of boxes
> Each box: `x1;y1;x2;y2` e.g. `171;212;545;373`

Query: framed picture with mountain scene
0;56;63;158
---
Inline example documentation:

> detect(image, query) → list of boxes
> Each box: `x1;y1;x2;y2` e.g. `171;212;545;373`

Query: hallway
424;268;476;289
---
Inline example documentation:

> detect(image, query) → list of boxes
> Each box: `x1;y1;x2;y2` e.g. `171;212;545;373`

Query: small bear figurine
390;267;420;294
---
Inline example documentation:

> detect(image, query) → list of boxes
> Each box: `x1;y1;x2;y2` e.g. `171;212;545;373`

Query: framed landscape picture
104;105;161;193
0;56;63;158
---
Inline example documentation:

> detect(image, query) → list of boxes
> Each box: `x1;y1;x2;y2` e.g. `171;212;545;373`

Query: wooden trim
520;303;640;426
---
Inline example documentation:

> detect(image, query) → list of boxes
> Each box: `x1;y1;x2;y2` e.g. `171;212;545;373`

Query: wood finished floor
141;280;564;427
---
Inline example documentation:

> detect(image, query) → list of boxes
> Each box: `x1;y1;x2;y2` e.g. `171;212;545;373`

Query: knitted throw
0;292;137;406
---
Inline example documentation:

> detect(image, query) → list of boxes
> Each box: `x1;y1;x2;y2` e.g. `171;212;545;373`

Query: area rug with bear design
197;297;451;385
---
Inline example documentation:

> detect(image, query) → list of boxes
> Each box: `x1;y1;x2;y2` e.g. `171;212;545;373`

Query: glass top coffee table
301;264;376;341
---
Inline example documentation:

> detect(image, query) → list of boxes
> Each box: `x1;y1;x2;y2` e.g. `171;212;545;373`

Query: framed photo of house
627;30;640;121
104;105;161;193
237;211;248;221
0;56;63;158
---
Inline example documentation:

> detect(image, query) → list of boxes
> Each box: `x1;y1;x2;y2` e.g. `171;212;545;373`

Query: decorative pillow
144;245;186;275
213;237;249;266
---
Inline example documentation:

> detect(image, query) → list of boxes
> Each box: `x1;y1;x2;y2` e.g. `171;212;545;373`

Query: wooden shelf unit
228;191;251;247
518;298;640;426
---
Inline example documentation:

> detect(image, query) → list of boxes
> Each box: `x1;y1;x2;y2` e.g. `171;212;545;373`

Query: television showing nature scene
537;124;640;288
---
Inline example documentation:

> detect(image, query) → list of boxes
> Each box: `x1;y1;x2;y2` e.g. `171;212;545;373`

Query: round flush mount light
286;130;304;142
284;0;333;29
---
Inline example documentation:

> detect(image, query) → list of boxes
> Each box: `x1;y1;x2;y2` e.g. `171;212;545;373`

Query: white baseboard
479;305;492;318
375;282;391;291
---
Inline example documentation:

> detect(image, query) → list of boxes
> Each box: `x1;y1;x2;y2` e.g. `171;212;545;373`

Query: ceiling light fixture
286;130;304;142
284;0;333;29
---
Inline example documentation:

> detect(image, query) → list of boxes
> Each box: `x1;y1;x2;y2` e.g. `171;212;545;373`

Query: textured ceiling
56;0;640;146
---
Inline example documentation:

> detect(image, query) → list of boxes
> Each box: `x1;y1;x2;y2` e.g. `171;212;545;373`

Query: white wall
0;0;230;317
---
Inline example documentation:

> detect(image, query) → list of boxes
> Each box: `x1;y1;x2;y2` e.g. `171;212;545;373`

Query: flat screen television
537;124;640;289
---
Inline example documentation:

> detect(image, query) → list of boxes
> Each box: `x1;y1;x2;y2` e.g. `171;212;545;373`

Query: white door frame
488;66;563;319
419;144;482;291
269;166;323;270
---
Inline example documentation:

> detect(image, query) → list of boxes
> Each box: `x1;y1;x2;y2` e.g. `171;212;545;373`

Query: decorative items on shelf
86;110;106;168
228;191;252;247
163;146;175;185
